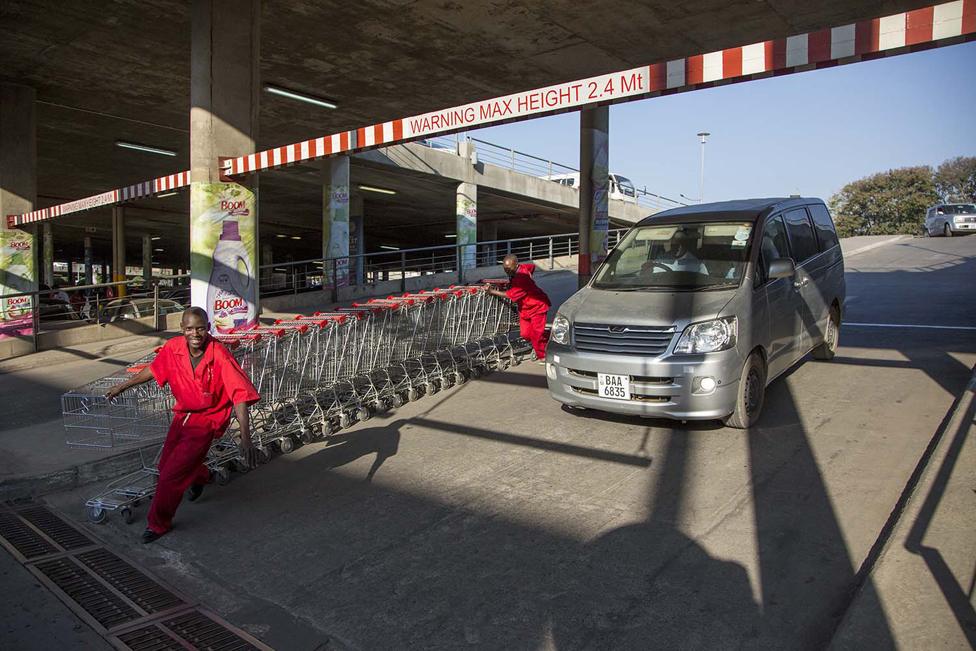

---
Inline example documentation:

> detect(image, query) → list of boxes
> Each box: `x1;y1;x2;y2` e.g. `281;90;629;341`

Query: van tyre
812;307;840;361
724;352;766;429
944;224;953;237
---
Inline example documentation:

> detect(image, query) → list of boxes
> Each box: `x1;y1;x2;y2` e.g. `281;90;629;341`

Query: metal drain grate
18;505;94;550
76;548;184;614
116;624;187;650
0;510;58;559
34;556;142;629
163;610;261;650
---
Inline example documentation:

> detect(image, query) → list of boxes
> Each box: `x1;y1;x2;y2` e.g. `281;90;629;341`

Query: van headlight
673;317;737;354
551;314;571;345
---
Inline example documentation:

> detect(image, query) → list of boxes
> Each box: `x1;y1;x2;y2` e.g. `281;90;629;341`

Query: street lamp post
697;131;710;204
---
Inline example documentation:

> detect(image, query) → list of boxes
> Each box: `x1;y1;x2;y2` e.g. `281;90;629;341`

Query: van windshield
940;204;976;214
592;221;754;291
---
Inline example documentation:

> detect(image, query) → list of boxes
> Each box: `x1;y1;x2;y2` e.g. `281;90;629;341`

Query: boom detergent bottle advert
0;229;36;340
190;183;258;333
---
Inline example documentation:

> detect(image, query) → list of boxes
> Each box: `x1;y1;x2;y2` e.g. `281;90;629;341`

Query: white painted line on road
846;322;976;331
843;235;909;257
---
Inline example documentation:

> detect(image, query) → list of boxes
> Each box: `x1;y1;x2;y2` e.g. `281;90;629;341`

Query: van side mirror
767;258;796;279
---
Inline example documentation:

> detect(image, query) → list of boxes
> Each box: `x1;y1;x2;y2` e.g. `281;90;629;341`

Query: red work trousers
147;413;215;534
520;309;548;360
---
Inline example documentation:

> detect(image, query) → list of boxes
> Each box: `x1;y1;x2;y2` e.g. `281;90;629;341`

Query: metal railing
258;229;627;300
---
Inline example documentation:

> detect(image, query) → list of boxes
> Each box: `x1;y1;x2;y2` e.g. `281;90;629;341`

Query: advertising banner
0;229;35;340
589;129;610;267
323;179;350;288
190;182;258;333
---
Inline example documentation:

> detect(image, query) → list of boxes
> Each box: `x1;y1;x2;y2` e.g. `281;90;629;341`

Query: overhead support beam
6;1;976;227
189;0;260;332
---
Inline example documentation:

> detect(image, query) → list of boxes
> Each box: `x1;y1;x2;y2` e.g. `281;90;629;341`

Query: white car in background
544;172;638;203
924;203;976;236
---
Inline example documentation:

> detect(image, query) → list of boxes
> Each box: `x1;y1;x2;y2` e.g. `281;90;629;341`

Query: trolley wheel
426;381;439;395
259;447;273;464
357;407;372;422
407;388;419;402
392;393;405;408
235;459;252;474
454;371;467;385
120;507;135;525
321;421;337;437
470;366;483;379
339;413;353;429
86;504;107;525
300;429;317;444
215;466;232;485
441;376;454;389
279;437;296;454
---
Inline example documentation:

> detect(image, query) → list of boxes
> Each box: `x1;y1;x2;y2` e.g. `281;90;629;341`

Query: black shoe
141;528;164;544
187;483;205;502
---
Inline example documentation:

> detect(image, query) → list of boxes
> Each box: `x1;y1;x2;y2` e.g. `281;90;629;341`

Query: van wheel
944;223;953;237
812;306;840;361
724;353;765;429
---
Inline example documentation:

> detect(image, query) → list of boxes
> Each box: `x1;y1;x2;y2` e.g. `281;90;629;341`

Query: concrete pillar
456;139;478;270
83;237;93;285
578;106;609;287
261;242;273;285
322;156;350;288
350;195;364;285
111;206;127;295
0;84;38;350
142;235;152;286
42;222;54;287
190;0;260;332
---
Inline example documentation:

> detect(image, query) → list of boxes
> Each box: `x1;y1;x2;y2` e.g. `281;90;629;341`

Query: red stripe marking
685;54;704;84
355;128;366;148
765;39;787;70
906;6;934;45
855;18;881;54
647;62;667;91
808;29;831;63
721;48;742;78
341;131;350;151
963;0;976;34
293;143;301;161
373;123;383;144
393;119;403;141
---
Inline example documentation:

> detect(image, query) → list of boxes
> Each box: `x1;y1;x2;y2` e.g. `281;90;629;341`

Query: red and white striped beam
8;0;975;228
6;171;190;229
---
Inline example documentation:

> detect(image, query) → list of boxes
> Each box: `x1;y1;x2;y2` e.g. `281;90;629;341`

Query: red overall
147;337;259;534
505;263;551;359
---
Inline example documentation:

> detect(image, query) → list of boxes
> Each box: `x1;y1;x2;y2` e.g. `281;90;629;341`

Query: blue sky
470;42;976;206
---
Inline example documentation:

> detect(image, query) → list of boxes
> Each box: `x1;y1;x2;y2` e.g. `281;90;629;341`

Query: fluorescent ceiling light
444;234;456;239
358;185;396;195
290;236;302;240
264;85;337;110
379;245;400;251
151;236;161;241
276;234;287;238
154;248;164;252
116;141;176;157
156;191;178;198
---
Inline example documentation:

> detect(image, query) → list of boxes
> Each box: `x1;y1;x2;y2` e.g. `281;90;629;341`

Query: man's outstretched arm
104;365;155;400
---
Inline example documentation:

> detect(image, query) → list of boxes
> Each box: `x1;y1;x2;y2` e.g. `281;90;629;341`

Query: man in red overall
105;307;260;543
486;254;551;362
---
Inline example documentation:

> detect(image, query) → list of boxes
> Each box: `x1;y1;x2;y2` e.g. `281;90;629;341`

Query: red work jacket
505;263;551;317
150;336;260;436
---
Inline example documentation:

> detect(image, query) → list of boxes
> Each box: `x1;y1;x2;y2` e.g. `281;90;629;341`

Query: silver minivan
545;198;845;428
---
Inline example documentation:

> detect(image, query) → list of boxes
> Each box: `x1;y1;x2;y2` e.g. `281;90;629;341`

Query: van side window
784;208;819;263
808;204;839;251
760;215;790;283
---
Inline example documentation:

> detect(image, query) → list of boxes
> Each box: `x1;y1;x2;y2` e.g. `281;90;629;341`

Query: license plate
598;373;631;400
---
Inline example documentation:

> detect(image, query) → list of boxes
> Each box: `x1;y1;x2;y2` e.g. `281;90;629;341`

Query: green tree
829;166;938;237
933;156;976;203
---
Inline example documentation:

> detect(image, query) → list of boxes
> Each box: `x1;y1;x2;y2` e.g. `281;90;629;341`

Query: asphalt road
35;235;976;649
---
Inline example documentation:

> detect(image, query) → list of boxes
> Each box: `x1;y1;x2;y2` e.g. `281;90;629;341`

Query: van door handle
793;278;808;289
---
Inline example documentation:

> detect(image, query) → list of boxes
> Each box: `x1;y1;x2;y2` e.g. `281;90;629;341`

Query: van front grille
573;323;676;356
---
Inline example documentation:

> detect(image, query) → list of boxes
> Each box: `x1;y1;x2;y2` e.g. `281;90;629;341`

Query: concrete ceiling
1;0;931;230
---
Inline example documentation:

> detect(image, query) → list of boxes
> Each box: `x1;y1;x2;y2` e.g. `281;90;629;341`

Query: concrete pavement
0;234;967;648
